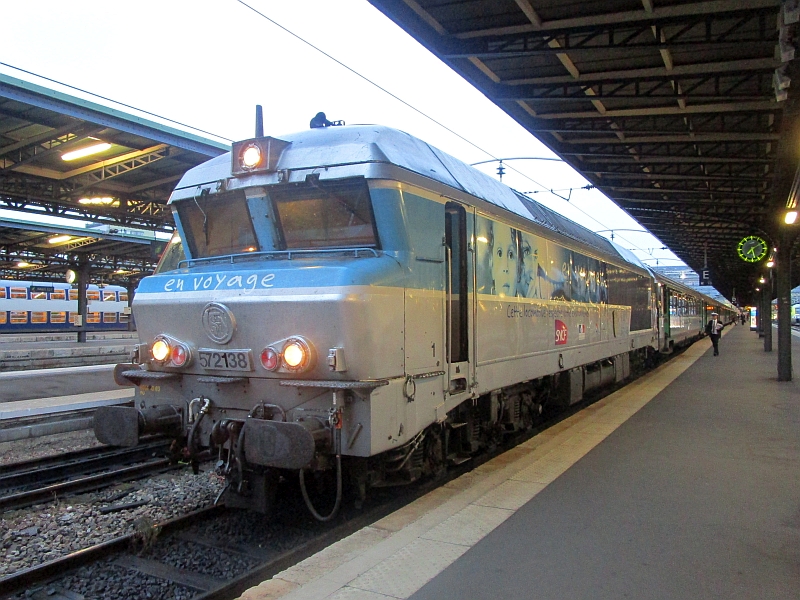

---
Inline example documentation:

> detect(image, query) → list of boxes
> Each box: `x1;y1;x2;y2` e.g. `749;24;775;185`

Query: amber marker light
151;338;170;362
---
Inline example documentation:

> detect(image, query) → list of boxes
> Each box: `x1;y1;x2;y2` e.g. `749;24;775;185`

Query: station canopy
0;72;228;282
368;0;800;304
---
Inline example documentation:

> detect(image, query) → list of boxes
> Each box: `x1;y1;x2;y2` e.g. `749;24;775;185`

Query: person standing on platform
705;312;726;356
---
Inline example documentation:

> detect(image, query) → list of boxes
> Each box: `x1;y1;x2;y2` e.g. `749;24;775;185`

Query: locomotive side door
444;202;471;399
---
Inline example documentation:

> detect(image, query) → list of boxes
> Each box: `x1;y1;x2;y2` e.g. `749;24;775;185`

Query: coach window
10;287;28;324
103;290;118;323
119;291;129;323
87;290;101;324
69;289;79;324
50;289;66;324
31;290;47;324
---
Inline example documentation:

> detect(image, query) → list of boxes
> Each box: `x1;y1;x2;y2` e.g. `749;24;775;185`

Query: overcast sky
0;0;686;269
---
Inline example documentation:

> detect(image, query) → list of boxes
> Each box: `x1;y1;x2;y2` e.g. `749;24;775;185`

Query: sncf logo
555;319;568;345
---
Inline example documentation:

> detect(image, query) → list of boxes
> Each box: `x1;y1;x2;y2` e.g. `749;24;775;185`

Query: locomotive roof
172;125;646;269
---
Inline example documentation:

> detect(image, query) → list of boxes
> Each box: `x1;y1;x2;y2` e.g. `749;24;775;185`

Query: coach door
662;285;671;341
445;202;471;397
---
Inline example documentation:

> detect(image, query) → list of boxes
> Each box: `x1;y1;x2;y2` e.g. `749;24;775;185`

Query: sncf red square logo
555;319;568;345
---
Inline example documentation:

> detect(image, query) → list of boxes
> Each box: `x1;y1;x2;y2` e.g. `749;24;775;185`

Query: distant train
0;280;132;333
94;124;735;520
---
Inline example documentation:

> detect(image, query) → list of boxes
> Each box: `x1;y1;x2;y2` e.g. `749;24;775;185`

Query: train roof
171;125;641;268
0;279;125;290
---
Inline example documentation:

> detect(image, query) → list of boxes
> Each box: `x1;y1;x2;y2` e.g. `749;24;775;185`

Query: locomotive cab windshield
166;177;378;269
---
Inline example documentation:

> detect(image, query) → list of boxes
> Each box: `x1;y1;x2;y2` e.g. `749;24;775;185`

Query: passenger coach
0;280;131;333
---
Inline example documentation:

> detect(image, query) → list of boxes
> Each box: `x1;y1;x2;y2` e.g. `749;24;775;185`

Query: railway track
0;438;177;512
0;475;431;600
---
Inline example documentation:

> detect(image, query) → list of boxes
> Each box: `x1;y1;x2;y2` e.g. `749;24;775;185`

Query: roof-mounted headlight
241;144;262;169
231;136;291;176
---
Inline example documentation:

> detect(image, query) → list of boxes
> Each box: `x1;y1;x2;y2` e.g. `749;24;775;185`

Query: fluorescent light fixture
61;142;112;161
16;261;31;268
48;235;72;244
785;210;798;224
78;196;118;206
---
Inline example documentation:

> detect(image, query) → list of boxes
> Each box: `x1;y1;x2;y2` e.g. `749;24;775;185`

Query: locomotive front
95;129;407;517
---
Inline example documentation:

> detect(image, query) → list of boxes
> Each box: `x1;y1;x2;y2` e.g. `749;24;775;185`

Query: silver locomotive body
95;125;726;517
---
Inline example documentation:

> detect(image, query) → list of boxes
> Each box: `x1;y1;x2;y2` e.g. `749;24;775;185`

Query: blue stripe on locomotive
141;185;648;331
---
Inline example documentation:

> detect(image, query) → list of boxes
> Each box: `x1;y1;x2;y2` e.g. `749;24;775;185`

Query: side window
51;288;67;324
119;291;130;323
404;192;445;261
31;290;47;324
86;290;101;324
10;287;28;324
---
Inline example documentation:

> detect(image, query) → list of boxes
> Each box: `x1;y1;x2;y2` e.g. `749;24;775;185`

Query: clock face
737;235;768;263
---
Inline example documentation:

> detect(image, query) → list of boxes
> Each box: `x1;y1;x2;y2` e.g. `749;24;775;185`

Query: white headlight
282;338;312;371
241;145;262;168
151;338;170;362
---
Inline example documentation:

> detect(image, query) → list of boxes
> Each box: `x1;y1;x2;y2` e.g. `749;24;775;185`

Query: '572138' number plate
198;349;253;371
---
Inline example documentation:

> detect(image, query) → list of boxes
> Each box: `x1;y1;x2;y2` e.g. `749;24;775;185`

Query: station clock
736;235;768;263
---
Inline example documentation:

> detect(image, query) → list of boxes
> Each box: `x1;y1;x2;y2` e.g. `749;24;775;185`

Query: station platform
0;386;134;443
0;332;136;371
237;324;800;600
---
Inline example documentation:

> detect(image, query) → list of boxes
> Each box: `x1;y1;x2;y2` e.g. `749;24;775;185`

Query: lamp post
762;273;772;353
777;216;797;380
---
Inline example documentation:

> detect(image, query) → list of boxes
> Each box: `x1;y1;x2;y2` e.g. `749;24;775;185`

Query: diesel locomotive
95;123;733;519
